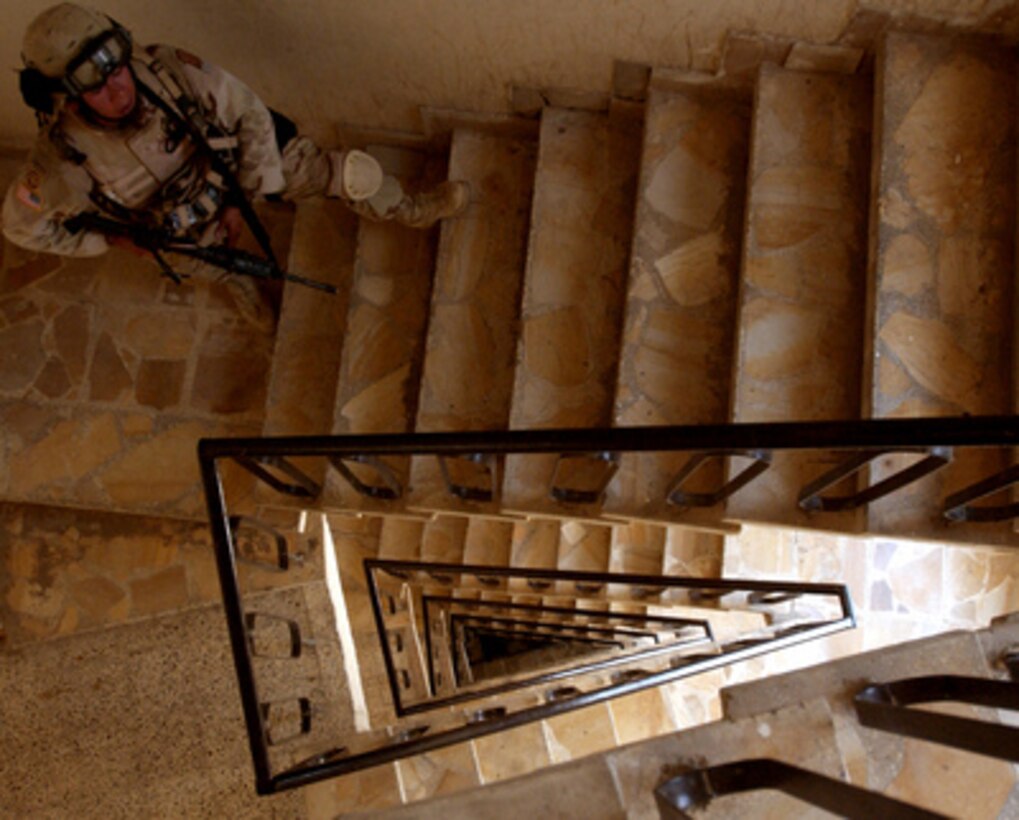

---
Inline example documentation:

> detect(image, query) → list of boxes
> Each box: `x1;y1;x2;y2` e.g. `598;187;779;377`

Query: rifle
63;211;337;294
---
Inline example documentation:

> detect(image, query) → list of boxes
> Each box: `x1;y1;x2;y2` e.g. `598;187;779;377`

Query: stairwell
1;17;1018;820
250;23;1018;814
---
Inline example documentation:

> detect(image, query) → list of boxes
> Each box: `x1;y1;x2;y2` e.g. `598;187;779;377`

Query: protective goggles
62;28;132;96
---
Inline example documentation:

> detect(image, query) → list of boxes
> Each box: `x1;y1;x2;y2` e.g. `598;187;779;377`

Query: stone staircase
2;20;1017;819
236;25;1017;812
252;29;1016;548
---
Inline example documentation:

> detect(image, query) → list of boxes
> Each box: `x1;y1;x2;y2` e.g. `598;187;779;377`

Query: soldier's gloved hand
216;206;244;248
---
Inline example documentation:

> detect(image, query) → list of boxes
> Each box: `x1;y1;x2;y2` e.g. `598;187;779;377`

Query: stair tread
420;514;470;564
323;156;439;514
263;200;357;438
509;519;561;570
378;517;427;561
408;129;537;515
305;150;438;515
462;518;514;567
305;760;403;815
608;687;675;745
394;742;482;804
557;520;612;573
543;703;619;763
727;64;872;532
605;83;750;528
4;403;262;521
472;719;553;784
867;31;1016;545
663;526;725;578
608;521;667;576
502;107;642;517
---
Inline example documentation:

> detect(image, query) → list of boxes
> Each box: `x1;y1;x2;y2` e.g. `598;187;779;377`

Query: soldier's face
81;65;137;121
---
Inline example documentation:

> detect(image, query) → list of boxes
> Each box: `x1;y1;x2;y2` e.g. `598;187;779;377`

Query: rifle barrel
64;212;337;295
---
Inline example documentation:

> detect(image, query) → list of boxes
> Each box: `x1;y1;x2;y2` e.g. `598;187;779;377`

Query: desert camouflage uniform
1;45;392;257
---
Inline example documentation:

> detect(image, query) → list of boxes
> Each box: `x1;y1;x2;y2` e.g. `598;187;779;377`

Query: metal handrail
855;675;1019;760
654;758;947;819
197;416;1015;794
201;415;1018;460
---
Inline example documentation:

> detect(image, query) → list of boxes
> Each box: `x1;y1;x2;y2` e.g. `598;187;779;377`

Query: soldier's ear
19;68;61;115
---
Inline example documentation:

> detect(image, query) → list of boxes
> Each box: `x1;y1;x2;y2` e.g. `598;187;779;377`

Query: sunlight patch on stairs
321;513;370;732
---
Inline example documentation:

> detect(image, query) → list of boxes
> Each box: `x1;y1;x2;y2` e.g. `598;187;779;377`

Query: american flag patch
15;169;44;212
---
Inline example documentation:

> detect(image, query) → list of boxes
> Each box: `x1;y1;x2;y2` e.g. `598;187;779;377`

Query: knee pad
329;149;384;201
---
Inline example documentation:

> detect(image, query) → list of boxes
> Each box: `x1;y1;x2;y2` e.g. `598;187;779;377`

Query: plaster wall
0;0;1009;148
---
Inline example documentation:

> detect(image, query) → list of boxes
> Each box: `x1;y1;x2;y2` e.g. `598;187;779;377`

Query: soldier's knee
327;149;384;201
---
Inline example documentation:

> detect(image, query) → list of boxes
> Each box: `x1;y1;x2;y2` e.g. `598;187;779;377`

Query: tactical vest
53;53;234;237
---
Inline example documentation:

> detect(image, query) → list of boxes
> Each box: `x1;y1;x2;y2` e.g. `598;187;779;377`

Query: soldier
3;3;469;329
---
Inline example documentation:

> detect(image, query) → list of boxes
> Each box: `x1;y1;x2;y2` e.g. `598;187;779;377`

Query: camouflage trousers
277;136;403;219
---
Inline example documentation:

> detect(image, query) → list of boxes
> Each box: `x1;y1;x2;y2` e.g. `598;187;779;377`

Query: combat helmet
22;3;132;97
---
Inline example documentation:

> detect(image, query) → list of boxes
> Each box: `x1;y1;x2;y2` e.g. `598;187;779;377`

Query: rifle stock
63;211;337;294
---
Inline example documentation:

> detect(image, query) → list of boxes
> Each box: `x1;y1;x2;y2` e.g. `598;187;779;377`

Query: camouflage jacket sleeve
1;129;109;256
149;45;286;197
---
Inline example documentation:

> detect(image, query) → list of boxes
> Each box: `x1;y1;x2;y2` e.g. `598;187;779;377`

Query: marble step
501;106;642;519
322;148;441;517
607;520;666;612
420;514;470;565
0;501;328;657
263;200;358;439
509;519;561;569
603;78;751;530
608;521;667;578
461;517;514;590
378;516;428;561
462;517;514;564
304;762;403;815
508;518;561;593
663;525;725;579
557;520;612;569
541;703;620;765
556;519;612;596
472;719;554;785
252;199;358;523
866;31;1016;546
407;128;537;516
726;63;872;533
393;742;482;806
608;686;677;746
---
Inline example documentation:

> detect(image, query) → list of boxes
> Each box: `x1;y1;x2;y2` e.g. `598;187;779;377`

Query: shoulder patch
15;167;45;212
175;49;205;69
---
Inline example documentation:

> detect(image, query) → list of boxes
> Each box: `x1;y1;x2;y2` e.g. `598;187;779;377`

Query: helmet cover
22;4;117;78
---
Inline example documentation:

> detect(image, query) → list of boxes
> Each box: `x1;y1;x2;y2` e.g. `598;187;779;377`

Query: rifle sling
134;73;280;270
